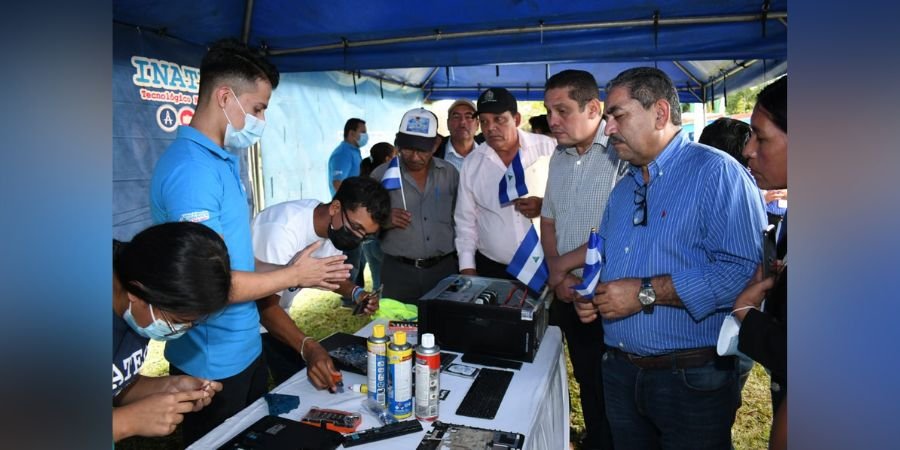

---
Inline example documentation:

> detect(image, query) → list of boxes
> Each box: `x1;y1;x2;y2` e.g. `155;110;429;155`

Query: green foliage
726;84;765;115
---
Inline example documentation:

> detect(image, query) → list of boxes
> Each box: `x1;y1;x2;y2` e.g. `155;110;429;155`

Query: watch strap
640;277;655;314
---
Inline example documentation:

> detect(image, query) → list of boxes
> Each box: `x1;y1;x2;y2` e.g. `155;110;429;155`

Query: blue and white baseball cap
395;108;438;152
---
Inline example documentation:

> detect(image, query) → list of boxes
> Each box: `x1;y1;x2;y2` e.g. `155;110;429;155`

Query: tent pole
672;61;704;93
706;60;758;89
694;102;708;143
268;12;787;56
429;86;699;96
420;67;441;90
241;0;254;44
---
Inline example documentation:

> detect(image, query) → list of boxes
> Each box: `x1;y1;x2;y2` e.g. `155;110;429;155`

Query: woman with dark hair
359;142;396;178
733;75;788;450
112;222;232;442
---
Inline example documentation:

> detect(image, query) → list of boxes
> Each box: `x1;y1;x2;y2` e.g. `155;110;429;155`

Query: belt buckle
414;258;425;269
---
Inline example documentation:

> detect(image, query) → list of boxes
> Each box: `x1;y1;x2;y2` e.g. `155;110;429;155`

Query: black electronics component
455;368;514;420
418;275;549;362
217;415;343;450
300;408;361;434
417;421;525;450
462;352;523;370
440;352;458;370
318;332;368;375
342;419;424;447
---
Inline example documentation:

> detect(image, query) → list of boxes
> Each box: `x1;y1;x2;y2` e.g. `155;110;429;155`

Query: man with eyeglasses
541;69;621;450
370;108;460;304
251;176;391;387
559;67;765;449
435;99;483;171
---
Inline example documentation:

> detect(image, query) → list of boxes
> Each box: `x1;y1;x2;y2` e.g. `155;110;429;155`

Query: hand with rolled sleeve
163;375;223;411
300;338;341;391
512;196;543;219
351;286;381;315
593;278;643;319
553;273;581;303
389;208;412;229
112;375;221;441
732;265;776;322
285;240;353;290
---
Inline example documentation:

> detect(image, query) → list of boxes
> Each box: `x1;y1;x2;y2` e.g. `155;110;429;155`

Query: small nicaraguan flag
381;156;402;190
498;152;528;205
572;228;604;299
506;224;549;292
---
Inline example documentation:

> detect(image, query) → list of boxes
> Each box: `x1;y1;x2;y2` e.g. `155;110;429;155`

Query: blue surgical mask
123;302;189;341
357;132;369;148
222;88;266;152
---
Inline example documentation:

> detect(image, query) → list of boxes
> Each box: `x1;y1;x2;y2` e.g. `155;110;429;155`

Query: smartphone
352;285;383;315
761;224;777;278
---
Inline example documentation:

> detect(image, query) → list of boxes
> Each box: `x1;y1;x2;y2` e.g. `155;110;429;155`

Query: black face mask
328;209;363;251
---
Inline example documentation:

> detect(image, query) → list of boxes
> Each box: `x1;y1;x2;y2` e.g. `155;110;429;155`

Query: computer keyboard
455;367;514;419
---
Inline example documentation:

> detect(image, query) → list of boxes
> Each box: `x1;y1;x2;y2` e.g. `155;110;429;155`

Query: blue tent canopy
113;0;787;102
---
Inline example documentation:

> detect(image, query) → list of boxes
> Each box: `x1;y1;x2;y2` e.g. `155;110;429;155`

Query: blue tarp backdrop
113;1;787;238
258;72;422;208
113;24;422;239
113;0;787;101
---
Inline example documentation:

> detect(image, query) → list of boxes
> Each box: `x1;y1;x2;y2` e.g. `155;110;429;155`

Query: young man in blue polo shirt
149;39;353;444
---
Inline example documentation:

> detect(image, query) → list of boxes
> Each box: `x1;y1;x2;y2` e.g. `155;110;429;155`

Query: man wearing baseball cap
370;108;460;303
454;87;556;278
436;99;483;171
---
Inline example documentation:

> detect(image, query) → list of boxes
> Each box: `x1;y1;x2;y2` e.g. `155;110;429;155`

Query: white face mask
716;310;752;357
222;88;266;152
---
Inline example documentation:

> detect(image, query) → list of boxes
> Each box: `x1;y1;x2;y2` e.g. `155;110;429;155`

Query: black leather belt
608;347;733;370
392;252;456;269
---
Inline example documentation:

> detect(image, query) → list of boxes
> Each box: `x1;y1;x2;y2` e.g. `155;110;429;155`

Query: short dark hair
756;76;787;133
333;176;391;227
113;222;231;317
606;67;682;126
344;118;366;138
360;142;395;177
197;38;280;102
545;69;600;110
370;142;395;165
699;118;751;166
528;115;550;134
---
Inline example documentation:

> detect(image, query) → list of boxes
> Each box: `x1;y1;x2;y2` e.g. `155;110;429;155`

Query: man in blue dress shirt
563;67;766;449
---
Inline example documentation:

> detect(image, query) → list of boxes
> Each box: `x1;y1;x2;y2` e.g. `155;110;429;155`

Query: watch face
638;288;656;306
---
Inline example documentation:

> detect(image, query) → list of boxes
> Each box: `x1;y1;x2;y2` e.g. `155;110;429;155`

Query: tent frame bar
241;0;254;44
268;11;787;56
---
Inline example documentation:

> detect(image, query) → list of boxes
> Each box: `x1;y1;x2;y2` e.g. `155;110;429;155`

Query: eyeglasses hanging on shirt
633;183;648;227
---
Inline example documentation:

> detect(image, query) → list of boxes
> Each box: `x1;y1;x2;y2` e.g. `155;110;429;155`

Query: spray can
415;333;441;421
386;331;413;419
367;324;389;407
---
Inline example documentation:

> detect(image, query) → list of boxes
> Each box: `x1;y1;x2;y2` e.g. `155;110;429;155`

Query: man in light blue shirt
564;68;766;449
440;99;479;171
150;39;352;444
328;118;368;287
328;118;367;197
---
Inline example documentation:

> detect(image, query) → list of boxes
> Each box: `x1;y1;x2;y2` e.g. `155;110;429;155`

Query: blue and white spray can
386;331;413;419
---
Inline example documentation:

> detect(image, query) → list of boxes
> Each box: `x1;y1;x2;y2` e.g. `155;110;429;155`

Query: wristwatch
638;277;656;314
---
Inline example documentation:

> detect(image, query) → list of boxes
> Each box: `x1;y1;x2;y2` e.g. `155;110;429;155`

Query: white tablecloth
188;321;568;449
